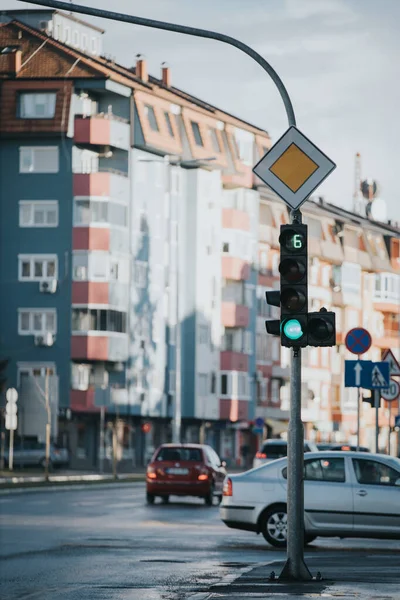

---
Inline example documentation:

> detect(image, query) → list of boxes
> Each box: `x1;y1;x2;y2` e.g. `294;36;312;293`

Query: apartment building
0;10;271;467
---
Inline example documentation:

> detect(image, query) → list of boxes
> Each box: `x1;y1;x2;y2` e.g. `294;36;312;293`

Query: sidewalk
190;548;400;599
0;465;246;490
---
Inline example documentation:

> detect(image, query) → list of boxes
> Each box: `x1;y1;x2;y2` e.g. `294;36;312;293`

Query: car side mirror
221;460;227;468
395;478;400;487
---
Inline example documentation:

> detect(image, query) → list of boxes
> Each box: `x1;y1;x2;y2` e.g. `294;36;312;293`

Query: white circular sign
6;387;18;403
381;378;400;402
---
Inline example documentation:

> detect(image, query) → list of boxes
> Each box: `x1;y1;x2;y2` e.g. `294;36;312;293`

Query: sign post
5;388;18;471
345;329;372;451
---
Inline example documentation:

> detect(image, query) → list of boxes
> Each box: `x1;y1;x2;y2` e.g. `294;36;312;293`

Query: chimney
135;54;148;82
161;62;171;87
0;46;22;76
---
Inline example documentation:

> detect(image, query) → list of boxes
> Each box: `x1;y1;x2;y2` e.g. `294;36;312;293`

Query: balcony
74;115;130;151
222;208;250;232
222;257;250;281
221;302;249;328
73;169;129;198
222;167;253;190
219;399;249;421
73;227;110;251
220;351;248;371
70;388;98;412
373;275;400;313
71;332;128;362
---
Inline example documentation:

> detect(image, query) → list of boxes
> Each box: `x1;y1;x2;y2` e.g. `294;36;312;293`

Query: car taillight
147;466;157;479
223;478;233;497
341;446;350;451
255;452;267;459
198;467;209;481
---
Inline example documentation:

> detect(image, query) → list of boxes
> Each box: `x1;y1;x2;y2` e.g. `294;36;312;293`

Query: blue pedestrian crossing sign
345;360;390;389
395;415;400;429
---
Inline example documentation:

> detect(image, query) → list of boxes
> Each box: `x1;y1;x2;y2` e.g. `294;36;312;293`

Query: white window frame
19;200;59;228
19;92;56;119
19;146;59;174
17;362;56;386
71;363;91;391
18;254;58;281
18;308;57;335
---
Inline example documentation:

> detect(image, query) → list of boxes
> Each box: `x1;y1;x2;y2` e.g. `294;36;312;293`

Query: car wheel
204;484;214;506
146;493;155;505
162;495;169;504
260;505;288;548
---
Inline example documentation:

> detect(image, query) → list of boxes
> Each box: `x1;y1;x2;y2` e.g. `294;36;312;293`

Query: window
271;379;280;404
156;447;202;462
222;242;229;253
164;112;175;137
304;458;345;483
82;34;88;51
18;309;57;335
198;374;208;397
209;127;222;153
91;38;97;54
307;217;323;238
71;308;127;333
353;459;400;486
145;105;159;132
211;372;216;394
198;324;209;344
19;93;56;119
135;261;148;288
71;363;91;390
19;255;57;281
19;147;59;173
73;30;79;46
221;373;228;395
374;273;400;303
63;27;71;43
191;121;203;146
222;281;244;304
19;201;58;227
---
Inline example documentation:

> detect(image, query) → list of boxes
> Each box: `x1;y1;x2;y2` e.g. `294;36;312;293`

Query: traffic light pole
279;210;312;581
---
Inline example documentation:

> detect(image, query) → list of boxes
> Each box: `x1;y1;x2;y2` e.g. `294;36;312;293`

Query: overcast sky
6;0;400;220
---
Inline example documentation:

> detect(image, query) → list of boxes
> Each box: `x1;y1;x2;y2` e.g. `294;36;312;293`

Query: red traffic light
141;422;152;433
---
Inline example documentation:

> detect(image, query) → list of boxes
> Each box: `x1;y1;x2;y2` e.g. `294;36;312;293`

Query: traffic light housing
0;358;9;395
307;308;336;347
279;224;308;347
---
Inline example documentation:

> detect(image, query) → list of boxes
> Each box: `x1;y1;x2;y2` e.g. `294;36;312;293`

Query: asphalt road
1;483;400;600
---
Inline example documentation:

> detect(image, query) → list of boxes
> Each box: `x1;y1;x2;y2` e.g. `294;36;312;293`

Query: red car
146;443;227;506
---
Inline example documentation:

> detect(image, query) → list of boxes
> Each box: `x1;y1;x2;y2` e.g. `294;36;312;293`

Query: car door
303;456;353;534
351;457;400;535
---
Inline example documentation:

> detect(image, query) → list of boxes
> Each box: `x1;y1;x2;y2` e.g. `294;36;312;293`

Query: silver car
4;440;69;469
220;451;400;547
252;439;319;469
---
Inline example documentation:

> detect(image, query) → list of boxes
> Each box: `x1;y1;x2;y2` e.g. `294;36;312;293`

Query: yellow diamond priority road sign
253;126;336;210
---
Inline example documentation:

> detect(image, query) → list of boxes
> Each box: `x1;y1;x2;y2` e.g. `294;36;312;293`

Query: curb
0;475;146;494
0;479;145;495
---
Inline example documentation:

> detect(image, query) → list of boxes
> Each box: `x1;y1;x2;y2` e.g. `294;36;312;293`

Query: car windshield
155;447;203;462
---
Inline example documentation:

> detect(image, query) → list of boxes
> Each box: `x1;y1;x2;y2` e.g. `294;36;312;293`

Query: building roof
0;18;270;138
1;9;105;33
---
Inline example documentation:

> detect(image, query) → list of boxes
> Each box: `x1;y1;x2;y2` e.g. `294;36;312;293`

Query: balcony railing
73;163;129;177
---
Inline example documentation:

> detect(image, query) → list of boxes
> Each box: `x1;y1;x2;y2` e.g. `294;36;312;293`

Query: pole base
279;557;313;581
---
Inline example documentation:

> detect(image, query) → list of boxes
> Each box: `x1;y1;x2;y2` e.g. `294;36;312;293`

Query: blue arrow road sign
345;361;390;388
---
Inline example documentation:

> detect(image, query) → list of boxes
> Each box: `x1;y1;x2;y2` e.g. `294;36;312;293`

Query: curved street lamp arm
18;0;296;126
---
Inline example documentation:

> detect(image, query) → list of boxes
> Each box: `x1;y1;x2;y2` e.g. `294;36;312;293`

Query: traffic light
279;224;308;347
307;308;336;347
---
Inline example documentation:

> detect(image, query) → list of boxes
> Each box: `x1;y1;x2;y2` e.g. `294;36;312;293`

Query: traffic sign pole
357;356;361;452
375;389;380;453
9;428;14;471
279;211;312;583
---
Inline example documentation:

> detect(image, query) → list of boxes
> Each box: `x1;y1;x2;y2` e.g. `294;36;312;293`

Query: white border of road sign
381;378;400;402
252;126;336;210
382;349;400;376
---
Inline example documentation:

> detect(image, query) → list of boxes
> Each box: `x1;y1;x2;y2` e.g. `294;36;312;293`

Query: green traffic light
282;319;303;340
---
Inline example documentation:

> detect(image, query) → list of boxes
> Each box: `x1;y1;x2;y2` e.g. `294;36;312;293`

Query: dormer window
164;111;174;137
209;127;222;153
191;121;203;146
145;105;159;132
19;93;56;119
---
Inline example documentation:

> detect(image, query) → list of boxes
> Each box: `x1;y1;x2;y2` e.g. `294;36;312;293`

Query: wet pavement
0;483;399;599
